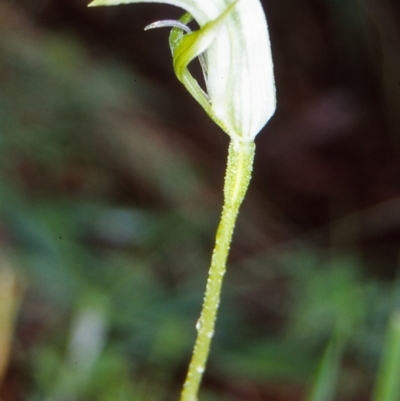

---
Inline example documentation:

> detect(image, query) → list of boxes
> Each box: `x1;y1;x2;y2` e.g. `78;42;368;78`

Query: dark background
0;0;399;400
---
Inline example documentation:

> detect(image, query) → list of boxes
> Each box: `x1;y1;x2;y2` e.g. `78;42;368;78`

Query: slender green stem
179;140;255;401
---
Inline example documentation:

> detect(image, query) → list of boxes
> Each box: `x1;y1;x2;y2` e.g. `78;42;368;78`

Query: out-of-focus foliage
0;1;399;401
0;6;205;399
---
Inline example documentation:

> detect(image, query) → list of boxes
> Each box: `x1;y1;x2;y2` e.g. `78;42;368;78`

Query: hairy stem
179;140;255;401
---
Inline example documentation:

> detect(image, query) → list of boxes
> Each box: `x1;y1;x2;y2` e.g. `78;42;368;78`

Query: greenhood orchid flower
88;0;276;143
88;1;276;400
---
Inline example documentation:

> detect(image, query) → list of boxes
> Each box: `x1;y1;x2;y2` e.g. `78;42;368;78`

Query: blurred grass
0;1;399;401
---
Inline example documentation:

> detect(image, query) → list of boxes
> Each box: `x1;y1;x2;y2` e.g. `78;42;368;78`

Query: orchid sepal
168;13;214;120
168;2;240;136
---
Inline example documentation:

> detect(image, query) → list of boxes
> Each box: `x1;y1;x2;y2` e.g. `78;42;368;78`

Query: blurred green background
0;0;399;400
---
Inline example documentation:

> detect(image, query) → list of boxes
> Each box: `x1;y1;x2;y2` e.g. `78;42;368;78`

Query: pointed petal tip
87;0;103;7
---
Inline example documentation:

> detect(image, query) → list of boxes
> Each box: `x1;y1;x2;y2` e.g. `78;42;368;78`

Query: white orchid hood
88;0;276;143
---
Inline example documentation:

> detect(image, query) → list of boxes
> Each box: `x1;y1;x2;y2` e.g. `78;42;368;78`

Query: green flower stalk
88;0;276;399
